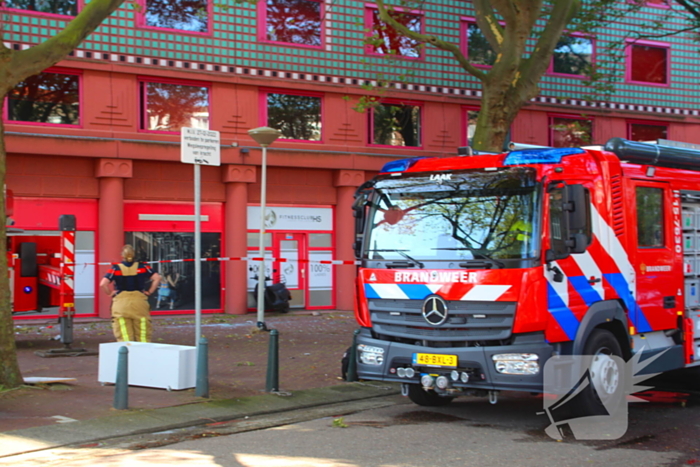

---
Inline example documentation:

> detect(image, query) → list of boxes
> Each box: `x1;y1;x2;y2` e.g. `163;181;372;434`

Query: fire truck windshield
364;167;541;267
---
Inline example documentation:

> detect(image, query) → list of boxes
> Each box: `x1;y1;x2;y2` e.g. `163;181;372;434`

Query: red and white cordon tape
62;256;361;268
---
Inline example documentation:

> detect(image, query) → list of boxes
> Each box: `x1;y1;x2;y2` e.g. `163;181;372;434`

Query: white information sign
247;206;333;231
181;127;221;166
309;251;333;290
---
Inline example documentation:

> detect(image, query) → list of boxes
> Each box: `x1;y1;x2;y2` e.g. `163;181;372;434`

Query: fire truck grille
368;299;516;344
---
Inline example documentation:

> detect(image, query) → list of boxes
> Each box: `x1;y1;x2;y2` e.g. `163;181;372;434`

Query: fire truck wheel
407;384;454;407
579;329;625;417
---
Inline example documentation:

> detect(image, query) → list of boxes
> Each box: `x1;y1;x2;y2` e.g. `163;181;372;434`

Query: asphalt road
4;390;698;467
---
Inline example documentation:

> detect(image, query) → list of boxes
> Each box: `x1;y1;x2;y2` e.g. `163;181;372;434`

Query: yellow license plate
412;353;458;368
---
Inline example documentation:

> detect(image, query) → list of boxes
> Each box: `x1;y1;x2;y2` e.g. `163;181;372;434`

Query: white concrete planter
98;342;197;390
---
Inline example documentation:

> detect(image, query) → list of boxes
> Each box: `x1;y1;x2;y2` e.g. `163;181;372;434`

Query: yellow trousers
111;291;152;342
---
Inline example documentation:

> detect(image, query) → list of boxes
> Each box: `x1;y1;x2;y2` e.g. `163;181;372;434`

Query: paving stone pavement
2;311;360;433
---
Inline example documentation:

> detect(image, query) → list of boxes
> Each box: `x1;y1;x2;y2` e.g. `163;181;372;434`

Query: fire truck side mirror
353;238;363;259
563;184;591;255
564;184;587;233
352;190;371;259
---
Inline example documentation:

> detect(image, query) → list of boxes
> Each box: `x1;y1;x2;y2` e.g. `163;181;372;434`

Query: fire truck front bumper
353;327;555;393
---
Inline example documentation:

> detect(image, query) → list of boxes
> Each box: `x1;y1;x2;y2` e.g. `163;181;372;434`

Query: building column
334;170;365;311
223;165;257;314
96;159;132;319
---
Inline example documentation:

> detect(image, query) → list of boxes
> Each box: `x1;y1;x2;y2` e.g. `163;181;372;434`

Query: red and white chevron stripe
59;231;75;317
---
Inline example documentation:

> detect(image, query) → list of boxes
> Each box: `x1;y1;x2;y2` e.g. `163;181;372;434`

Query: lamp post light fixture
248;126;282;330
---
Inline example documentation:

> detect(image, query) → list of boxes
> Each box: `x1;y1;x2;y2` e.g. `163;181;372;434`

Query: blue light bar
381;157;426;173
504;147;585;166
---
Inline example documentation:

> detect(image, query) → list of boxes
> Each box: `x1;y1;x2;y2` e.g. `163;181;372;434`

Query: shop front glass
125;231;222;311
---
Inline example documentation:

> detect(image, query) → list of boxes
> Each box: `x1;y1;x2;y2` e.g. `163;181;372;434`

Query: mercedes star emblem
422;295;448;326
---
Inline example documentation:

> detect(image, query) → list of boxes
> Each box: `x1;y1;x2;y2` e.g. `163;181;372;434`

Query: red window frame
460;17;500;68
135;0;211;35
3;67;83;128
369;99;423;148
548;33;594;78
258;0;324;49
625;39;669;86
627;120;669;142
549;114;594;148
138;77;212;134
462;106;480;147
259;88;324;143
364;3;424;60
0;0;81;17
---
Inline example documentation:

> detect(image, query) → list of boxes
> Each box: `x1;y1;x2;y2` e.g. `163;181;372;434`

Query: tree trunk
0;0;127;389
472;75;536;153
0;94;23;388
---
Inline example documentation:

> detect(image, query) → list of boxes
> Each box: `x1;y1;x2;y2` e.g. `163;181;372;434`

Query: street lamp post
248;126;281;330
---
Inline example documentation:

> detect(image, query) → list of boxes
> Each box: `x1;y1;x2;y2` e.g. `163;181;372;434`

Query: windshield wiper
367;249;424;268
467;252;505;269
431;248;505;269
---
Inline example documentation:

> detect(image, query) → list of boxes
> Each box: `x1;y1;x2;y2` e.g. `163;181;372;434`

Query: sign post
181;127;220;346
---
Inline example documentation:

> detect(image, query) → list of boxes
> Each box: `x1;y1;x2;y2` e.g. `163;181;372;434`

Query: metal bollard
195;337;209;398
346;329;360;382
265;329;279;392
113;346;129;410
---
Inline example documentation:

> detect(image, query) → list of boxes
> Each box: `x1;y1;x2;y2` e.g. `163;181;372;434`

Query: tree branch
473;0;504;54
523;0;580;84
374;0;485;80
675;0;700;20
7;0;126;86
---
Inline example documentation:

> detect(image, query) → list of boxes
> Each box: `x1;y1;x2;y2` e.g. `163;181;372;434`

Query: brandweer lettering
394;271;477;283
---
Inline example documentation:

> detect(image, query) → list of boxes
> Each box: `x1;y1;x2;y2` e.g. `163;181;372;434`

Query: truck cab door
631;180;679;333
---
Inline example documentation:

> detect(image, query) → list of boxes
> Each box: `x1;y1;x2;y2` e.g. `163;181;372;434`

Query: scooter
250;267;291;313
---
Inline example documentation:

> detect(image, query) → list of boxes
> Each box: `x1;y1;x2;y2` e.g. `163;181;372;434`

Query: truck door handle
663;296;676;309
588;277;601;285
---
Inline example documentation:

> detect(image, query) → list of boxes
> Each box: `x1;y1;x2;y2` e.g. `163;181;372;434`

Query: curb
0;382;399;458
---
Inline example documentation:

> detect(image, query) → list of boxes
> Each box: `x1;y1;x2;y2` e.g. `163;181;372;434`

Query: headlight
492;353;539;375
358;344;385;365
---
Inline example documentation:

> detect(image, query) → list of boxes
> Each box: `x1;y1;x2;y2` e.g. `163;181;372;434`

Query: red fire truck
8;233;64;314
5;189;64;314
350;138;700;412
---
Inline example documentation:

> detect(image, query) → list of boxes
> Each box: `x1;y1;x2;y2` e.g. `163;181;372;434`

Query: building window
551;36;592;76
6;70;80;126
628;122;668;142
143;0;208;33
3;0;76;15
125;231;221;311
639;0;669;7
366;6;422;58
550;116;592;148
636;187;664;247
262;0;322;47
265;91;322;141
140;80;210;132
465;22;497;66
627;41;668;85
464;107;479;146
371;101;421;147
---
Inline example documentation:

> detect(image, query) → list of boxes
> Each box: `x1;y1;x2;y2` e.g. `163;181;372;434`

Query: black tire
407;384;454;407
577;329;625;417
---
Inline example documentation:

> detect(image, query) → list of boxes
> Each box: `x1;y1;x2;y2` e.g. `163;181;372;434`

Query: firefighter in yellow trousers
100;245;160;342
